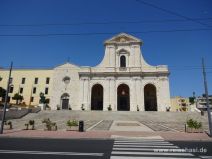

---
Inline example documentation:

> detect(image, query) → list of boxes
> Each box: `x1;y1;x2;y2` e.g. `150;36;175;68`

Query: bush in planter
66;120;78;131
4;121;12;129
42;118;57;131
107;105;112;111
137;105;140;111
186;118;202;132
24;120;35;130
81;104;85;111
67;120;78;127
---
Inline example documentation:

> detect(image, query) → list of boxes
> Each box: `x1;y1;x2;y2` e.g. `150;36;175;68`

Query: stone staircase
6;111;210;132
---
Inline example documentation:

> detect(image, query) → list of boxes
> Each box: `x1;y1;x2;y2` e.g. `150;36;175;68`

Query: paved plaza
1;110;210;133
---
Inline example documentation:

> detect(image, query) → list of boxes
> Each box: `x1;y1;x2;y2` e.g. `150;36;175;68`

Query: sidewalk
1;129;212;141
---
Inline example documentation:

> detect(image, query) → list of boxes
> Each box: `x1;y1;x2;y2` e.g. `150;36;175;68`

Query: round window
63;76;70;84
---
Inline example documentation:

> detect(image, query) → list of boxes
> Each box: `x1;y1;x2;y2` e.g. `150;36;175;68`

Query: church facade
0;33;171;111
51;33;171;111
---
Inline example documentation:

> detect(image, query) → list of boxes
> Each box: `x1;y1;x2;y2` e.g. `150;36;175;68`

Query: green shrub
66;120;78;127
42;118;57;131
29;120;35;125
186;118;202;129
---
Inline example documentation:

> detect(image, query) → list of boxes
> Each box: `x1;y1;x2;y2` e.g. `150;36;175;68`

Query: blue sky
0;0;211;97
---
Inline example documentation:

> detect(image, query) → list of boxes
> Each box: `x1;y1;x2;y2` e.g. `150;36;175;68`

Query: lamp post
202;58;212;136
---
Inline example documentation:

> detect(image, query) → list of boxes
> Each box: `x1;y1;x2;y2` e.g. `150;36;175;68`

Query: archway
117;84;130;111
91;84;103;110
61;93;69;110
144;84;157;111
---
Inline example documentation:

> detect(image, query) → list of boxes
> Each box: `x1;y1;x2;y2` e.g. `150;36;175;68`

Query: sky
0;0;211;97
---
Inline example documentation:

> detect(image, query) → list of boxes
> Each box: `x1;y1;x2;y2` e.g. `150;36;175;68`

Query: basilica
0;33;171;111
50;33;171;111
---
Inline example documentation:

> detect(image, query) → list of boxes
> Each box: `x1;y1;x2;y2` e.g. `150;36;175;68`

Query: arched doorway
61;93;69;110
144;84;157;111
117;84;130;111
91;84;103;110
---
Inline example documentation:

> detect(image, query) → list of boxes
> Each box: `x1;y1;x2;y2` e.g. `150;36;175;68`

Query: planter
4;125;12;130
66;126;78;131
44;125;57;131
186;127;203;133
29;125;35;130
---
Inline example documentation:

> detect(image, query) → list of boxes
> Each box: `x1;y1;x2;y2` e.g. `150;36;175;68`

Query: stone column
141;77;145;111
135;77;142;111
81;77;90;110
109;77;116;111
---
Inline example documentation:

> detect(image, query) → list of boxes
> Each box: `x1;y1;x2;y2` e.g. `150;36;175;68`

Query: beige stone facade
0;33;171;111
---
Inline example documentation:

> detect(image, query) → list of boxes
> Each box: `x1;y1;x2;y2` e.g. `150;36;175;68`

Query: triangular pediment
55;62;79;69
104;33;142;45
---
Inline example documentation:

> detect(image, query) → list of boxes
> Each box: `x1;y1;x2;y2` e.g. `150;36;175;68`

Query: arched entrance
117;84;130;111
61;93;69;110
91;84;103;110
144;84;157;111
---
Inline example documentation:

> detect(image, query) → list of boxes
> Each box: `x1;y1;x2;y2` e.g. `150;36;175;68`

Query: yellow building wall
171;96;190;112
0;69;53;106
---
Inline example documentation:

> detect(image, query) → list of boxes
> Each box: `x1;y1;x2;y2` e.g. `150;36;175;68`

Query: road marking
113;143;174;145
114;145;179;148
111;135;164;140
114;139;165;142
113;147;180;151
111;151;194;156
114;141;169;143
110;138;196;159
110;156;199;159
86;120;103;131
199;156;212;159
0;150;103;156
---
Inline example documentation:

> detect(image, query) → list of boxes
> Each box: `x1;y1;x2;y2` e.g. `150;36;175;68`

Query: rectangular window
21;78;26;84
20;87;23;94
30;97;34;102
45;87;48;95
34;78;38;84
46;77;50;84
9;86;14;93
33;87;36;94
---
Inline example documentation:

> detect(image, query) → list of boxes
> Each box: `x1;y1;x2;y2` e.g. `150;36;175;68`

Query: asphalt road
0;138;212;159
0;138;113;159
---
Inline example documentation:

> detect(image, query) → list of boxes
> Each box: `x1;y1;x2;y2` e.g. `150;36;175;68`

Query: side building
0;33;171;111
0;69;53;106
171;96;190;111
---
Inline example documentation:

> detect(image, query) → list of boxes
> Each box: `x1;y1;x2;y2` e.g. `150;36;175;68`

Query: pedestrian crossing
110;138;199;159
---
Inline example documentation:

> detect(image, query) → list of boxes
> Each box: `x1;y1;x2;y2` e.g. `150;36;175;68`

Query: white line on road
113;145;179;148
199;156;212;159
114;140;165;142
0;150;104;156
113;143;174;145
113;147;180;151
111;151;194;156
114;141;169;144
110;156;199;159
